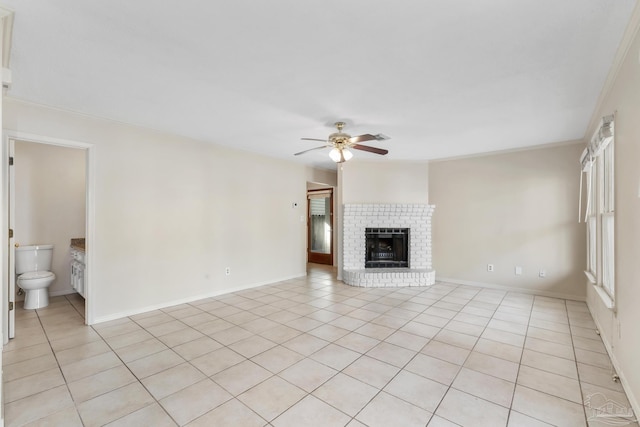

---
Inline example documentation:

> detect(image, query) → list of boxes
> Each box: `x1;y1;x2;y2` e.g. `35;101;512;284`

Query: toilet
15;244;56;309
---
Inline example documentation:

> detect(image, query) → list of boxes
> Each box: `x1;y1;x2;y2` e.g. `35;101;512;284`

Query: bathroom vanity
70;238;86;298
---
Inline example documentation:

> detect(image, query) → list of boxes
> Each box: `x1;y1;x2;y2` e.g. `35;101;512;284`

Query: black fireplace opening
365;228;409;268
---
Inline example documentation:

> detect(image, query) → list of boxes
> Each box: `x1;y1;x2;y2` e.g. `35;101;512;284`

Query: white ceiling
3;0;637;169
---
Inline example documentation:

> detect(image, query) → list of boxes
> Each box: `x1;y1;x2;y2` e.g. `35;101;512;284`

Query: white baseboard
587;300;640;421
92;272;307;325
437;277;586;302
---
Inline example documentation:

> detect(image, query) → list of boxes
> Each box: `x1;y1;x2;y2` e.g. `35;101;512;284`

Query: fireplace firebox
365;228;409;268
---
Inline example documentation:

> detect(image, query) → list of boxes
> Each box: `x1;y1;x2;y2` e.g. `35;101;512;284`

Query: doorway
4;132;95;343
307;188;333;265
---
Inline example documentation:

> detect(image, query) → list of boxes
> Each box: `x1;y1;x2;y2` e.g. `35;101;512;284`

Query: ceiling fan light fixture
342;148;353;161
329;147;343;162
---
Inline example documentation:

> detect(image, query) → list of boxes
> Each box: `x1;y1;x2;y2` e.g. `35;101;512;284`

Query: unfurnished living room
1;1;639;426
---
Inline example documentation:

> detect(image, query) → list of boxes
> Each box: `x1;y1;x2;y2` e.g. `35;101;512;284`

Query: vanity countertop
70;238;85;251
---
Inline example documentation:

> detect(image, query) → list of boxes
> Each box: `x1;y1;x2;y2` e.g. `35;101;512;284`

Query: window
601;140;614;297
582;114;615;306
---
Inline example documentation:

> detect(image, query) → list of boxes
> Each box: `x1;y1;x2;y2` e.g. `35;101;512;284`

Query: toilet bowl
15;245;56;309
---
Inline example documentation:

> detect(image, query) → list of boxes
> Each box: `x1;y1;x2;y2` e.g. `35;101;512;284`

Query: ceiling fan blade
294;146;327;156
352;144;389;155
349;134;377;143
301;138;327;142
349;133;391;143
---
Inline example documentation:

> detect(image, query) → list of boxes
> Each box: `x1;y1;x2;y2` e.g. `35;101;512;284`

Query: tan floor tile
209;325;254;345
436;388;509;427
238;375;306;421
160;379;232;425
77;382;155;427
146;320;189;337
343;355;400;389
22;405;83;427
105;403;177;426
2;342;52;366
67;365;137;403
141;362;206;400
421;339;471;365
251;345;305;373
405;353;461;385
311;343;362;370
4;367;65;403
114;338;168;363
279;358;337;393
172;336;223;360
228;334;277;358
517;365;583;404
511;385;587;426
126;349;184;379
334;332;380;353
507;410;554;426
282;333;330;356
272;395;351;427
473;337;523;363
356;391;432;427
212;360;272;395
3;353;58;382
521;349;578;379
104;329;154;349
525;336;575;360
190;347;245;376
385;370;448;412
157;327;205;348
54;339;111;366
464;351;520;382
385;330;430;351
186;399;266;427
4;385;74;427
313;372;379;416
452;367;515;408
61;351;123;382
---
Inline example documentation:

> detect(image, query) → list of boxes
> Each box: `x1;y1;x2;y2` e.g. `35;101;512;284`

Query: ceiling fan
295;122;390;163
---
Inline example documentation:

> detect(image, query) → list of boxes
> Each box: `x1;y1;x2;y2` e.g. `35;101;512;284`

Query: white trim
592;284;615;310
587;301;640;420
92;273;307;324
437;277;586;302
584;270;596;284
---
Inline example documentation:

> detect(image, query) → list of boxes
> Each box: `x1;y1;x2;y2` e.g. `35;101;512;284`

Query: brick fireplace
342;203;436;287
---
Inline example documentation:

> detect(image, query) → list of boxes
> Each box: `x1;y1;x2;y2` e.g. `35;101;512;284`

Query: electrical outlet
515;266;522;276
225;267;231;276
539;269;546;278
487;264;494;272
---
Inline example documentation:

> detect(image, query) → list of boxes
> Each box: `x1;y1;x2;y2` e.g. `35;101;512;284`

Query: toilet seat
19;271;55;280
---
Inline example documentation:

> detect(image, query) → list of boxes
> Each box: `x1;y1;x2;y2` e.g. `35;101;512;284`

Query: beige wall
341;160;429;204
585;17;640;413
429;143;586;299
3;98;307;323
14;141;86;298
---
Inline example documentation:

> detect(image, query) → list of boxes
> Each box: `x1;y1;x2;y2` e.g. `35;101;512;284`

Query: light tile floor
2;265;638;426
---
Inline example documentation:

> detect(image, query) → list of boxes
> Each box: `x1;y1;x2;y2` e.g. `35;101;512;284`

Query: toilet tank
15;245;54;274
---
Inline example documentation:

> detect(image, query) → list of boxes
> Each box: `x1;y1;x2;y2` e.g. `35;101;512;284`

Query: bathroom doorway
3;132;95;341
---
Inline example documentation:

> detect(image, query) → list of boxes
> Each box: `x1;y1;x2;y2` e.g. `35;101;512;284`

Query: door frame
2;131;96;338
307;188;333;265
